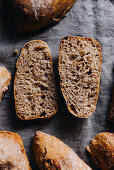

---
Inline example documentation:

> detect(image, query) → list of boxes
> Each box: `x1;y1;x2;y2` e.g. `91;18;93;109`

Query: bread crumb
14;49;18;55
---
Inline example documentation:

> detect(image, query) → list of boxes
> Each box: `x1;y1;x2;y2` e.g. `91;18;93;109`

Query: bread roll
87;132;114;170
0;66;11;102
33;131;92;170
0;131;31;170
7;0;77;32
59;36;102;118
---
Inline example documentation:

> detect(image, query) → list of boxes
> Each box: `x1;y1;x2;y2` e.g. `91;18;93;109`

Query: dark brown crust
7;0;77;32
108;87;114;123
33;131;92;170
58;36;102;118
0;131;31;170
87;132;114;170
14;40;58;120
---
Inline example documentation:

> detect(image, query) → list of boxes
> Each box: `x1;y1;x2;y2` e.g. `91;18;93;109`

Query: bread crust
0;66;11;102
59;36;102;118
33;131;92;170
0;131;31;170
87;132;114;170
14;40;58;120
7;0;76;32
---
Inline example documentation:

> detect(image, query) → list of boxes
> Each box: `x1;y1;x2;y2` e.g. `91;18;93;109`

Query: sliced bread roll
0;131;31;170
59;36;102;118
14;40;58;120
33;131;92;170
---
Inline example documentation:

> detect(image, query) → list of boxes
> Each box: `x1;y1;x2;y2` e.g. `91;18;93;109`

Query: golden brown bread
87;132;114;170
33;131;92;170
7;0;77;32
0;131;31;169
0;66;11;102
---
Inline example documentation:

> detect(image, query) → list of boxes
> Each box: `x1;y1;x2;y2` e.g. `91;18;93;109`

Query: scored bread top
14;40;58;120
0;131;31;170
59;36;102;118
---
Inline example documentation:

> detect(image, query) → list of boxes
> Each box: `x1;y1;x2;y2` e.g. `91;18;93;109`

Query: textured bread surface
87;132;114;170
14;40;58;120
0;131;31;170
33;131;92;170
0;66;11;102
59;36;102;118
7;0;76;32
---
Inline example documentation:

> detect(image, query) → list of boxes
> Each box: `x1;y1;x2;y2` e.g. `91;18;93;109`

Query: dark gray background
0;0;114;169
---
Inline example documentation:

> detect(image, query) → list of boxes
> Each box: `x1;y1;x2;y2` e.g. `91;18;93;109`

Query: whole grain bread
33;131;92;170
87;132;114;170
7;0;76;32
0;66;11;102
59;36;102;118
0;131;31;170
14;40;58;120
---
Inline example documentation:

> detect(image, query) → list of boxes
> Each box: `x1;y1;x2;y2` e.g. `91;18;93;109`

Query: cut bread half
14;40;58;120
59;36;102;118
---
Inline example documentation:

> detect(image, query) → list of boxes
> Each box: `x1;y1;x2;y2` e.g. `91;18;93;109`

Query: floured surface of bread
14;40;58;120
0;131;31;170
59;37;102;118
0;66;11;102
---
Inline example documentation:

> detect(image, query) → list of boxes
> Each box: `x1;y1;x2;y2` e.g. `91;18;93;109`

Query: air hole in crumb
87;105;91;107
34;47;45;51
28;96;32;101
40;103;43;106
87;69;92;75
34;83;39;87
69;55;76;61
45;73;48;77
29;65;33;68
25;71;29;74
40;111;46;117
76;65;80;71
64;37;68;40
40;85;48;90
70;104;76;112
83;86;89;89
31;105;35;110
41;95;45;99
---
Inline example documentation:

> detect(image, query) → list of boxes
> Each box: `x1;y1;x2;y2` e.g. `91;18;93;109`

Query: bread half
59;36;102;118
14;40;58;120
87;132;114;170
0;66;11;102
33;131;92;170
0;131;31;170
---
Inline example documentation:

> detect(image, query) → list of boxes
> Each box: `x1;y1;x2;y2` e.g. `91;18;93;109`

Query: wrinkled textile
0;0;113;169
